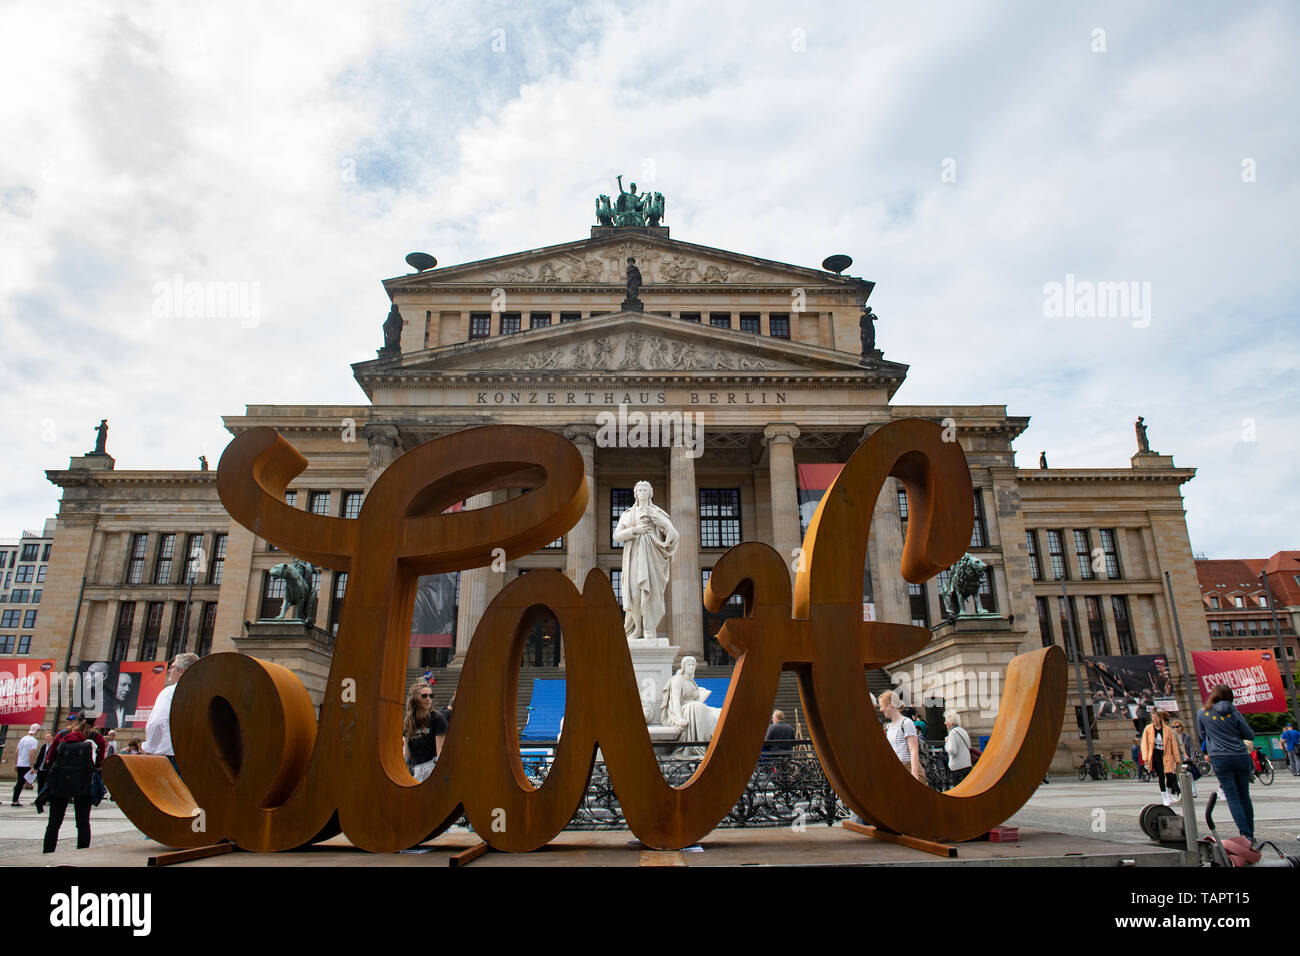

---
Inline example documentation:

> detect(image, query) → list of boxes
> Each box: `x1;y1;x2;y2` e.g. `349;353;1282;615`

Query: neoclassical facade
30;222;1212;765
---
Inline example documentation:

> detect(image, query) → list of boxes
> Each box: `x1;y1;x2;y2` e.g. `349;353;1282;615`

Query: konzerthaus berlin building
31;212;1212;768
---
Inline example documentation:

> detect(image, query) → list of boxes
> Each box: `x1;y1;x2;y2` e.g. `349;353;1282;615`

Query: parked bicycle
1251;746;1274;786
1077;753;1109;780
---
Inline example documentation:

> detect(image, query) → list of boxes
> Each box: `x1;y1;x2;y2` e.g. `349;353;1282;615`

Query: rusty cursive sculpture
103;420;1065;852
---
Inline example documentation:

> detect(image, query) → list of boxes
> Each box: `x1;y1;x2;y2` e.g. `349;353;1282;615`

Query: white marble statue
612;480;679;641
660;656;720;755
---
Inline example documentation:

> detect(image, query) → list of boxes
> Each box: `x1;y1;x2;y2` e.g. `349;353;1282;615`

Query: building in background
0;518;55;756
1198;554;1300;668
24;202;1213;770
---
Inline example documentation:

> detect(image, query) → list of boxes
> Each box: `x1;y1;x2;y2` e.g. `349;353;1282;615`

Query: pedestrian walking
143;652;200;770
1171;719;1199;796
943;711;973;788
33;731;54;812
1282;722;1300;776
10;723;40;806
1196;684;1257;846
878;690;923;782
41;713;105;853
1140;710;1182;806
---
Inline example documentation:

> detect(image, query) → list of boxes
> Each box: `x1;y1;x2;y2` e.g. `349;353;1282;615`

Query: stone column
763;424;801;582
669;442;703;659
452;491;495;666
563;425;598;589
361;424;401;492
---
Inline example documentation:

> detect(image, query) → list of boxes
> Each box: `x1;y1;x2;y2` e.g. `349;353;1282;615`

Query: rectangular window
970;490;988;548
167;602;189;659
1085;595;1110;655
309;492;331;516
1046;530;1068;581
1099;529;1122;579
268;491;297;552
17;635;30;654
499;312;521;335
154;533;176;584
896;486;909;533
1026;530;1043;581
21;543;39;561
769;314;790;339
1259;594;1268;607
329;571;348;635
528;312;551;329
24;609;38;628
1036;596;1055;648
209;533;227;585
1234;596;1244;608
702;569;744;606
1261;619;1272;636
15;565;33;583
1057;596;1080;662
31;590;41;604
610;569;623;610
126;533;148;584
260;571;286;620
37;566;47;583
559;312;581;323
1209;596;1220;609
1234;621;1247;636
1247;619;1259;636
908;582;930;628
1210;621;1221;637
0;611;17;628
140;601;165;660
1073;529;1094;580
680;312;701;323
469;313;491;339
699;489;742;548
198;602;217;656
182;534;205;583
10;590;28;603
0;635;12;653
709;313;731;329
342;492;363;519
610;489;634;549
739;314;760;333
542;537;563;550
112;602;136;661
42;544;51;561
977;568;998;613
1111;596;1136;654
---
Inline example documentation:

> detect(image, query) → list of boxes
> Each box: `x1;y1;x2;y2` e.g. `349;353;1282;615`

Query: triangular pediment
357;311;905;380
383;232;872;291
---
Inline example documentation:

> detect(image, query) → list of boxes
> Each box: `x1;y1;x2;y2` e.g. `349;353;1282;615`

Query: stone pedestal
627;641;683;743
70;453;115;471
233;621;334;711
887;616;1027;744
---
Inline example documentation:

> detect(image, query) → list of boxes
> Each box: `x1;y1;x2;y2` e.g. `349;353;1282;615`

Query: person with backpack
40;712;105;854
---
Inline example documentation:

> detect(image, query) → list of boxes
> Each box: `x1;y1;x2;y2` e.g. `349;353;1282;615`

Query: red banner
79;661;170;729
0;659;57;725
1191;650;1288;713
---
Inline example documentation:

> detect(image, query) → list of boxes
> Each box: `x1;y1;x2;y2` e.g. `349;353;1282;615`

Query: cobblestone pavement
2;772;1296;863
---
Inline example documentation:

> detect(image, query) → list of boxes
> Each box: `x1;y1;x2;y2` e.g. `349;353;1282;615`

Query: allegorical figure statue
612;480;678;641
613;174;646;226
1039;451;1048;469
382;304;402;352
91;419;109;454
660;656;720;755
1135;416;1151;453
595;194;614;226
645;191;665;227
199;455;209;471
625;257;642;301
859;306;877;356
268;558;319;623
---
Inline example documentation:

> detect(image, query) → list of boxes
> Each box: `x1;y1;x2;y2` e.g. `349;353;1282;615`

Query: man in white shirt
10;723;41;806
143;653;199;768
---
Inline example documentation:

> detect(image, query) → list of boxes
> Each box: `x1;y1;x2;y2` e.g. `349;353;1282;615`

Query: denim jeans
1210;753;1255;842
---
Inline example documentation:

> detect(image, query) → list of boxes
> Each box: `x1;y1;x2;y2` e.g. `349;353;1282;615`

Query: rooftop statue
597;175;665;227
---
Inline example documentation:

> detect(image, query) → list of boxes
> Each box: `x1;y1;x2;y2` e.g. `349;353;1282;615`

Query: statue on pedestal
1039;451;1048;469
612;480;678;641
859;305;877;356
267;558;319;623
660;656;719;755
940;553;989;620
1135;416;1152;454
91;419;109;455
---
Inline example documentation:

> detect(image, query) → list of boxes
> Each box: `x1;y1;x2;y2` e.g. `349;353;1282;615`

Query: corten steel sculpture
103;420;1065;853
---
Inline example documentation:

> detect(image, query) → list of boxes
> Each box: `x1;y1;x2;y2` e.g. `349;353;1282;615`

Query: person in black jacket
41;713;105;853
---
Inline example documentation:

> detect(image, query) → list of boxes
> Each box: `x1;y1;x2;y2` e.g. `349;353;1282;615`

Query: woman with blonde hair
1140;709;1182;806
402;681;447;783
878;690;923;783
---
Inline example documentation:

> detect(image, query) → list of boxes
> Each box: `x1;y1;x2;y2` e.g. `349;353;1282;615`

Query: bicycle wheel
1259;761;1274;786
1077;761;1088;781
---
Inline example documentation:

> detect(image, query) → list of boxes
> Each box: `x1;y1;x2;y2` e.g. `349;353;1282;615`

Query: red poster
78;661;170;729
1191;650;1287;714
0;659;57;725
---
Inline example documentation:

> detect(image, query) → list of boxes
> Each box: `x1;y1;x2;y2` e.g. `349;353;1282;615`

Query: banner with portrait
77;661;169;730
1191;650;1287;714
1082;654;1179;721
0;659;56;725
411;574;458;648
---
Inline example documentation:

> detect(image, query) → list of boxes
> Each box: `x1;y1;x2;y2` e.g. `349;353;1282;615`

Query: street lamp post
1061;579;1097;769
1259;570;1300;723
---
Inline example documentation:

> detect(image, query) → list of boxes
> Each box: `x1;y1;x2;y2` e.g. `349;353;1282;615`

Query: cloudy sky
1;0;1296;558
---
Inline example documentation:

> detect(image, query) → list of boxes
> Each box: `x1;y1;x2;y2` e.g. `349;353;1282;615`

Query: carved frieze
470;332;778;372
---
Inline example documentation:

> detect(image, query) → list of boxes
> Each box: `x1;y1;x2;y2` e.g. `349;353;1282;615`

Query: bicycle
1077;753;1109;780
1251;747;1275;786
1113;758;1138;779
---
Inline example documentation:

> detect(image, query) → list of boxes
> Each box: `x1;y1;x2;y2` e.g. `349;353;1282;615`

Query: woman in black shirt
403;682;447;783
